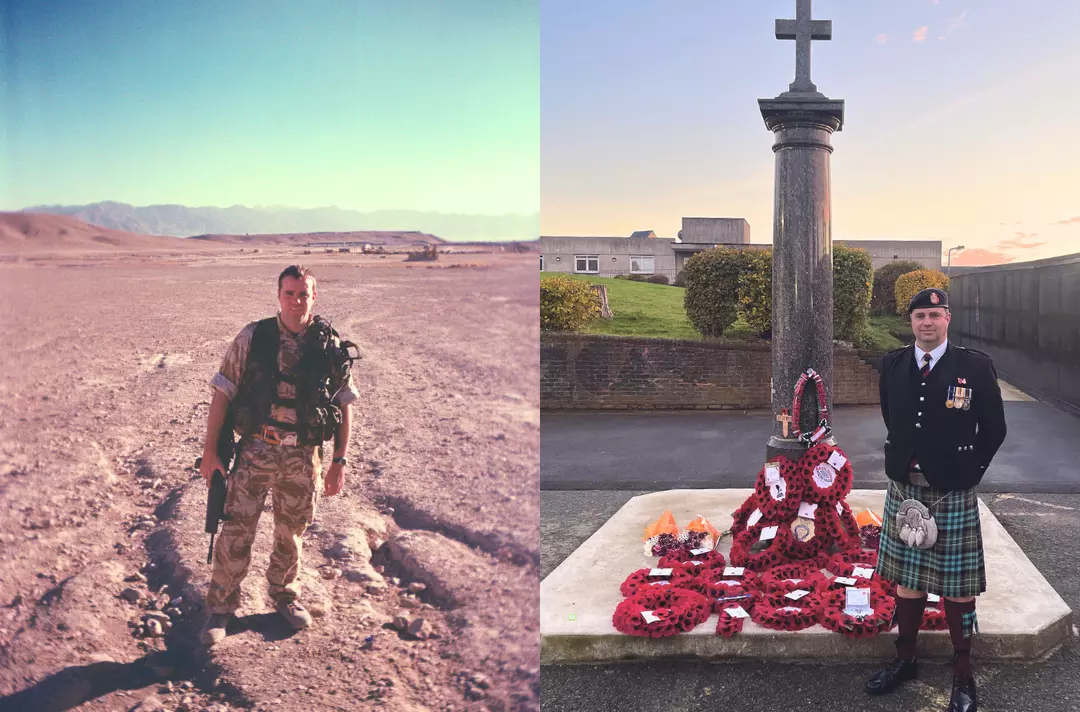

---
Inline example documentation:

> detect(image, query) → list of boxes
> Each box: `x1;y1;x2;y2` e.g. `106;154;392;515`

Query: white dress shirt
914;339;948;374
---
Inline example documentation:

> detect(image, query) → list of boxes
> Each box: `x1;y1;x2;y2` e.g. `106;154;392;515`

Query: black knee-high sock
894;595;928;661
944;598;977;677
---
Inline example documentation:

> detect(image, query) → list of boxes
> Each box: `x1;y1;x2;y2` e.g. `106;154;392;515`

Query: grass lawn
547;274;762;342
543;273;910;352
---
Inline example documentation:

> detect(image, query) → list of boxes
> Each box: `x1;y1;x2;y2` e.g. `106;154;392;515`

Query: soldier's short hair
278;265;316;293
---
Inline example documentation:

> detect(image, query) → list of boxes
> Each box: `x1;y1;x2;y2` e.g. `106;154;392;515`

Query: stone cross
775;0;832;94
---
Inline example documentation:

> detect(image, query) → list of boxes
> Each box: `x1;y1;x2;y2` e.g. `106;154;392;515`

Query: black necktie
921;352;932;379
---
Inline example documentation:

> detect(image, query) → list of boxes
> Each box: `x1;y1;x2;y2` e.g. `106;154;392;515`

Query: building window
575;255;599;273
540;255;544;271
630;255;655;274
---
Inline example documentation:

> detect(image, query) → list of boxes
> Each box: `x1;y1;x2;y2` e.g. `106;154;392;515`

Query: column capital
758;97;845;132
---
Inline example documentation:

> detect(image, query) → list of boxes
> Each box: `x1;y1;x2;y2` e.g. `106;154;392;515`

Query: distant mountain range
21;201;539;242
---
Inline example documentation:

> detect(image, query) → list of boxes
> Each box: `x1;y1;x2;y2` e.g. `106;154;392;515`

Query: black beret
908;288;949;313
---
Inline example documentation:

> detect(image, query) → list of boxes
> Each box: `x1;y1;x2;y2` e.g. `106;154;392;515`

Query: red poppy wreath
659;547;726;571
612;587;711;637
921;600;948;631
715;607;751;637
779;504;839;560
818;586;896;639
751;590;822;632
619;568;683;598
794;442;854;505
753;456;804;521
731;495;762;536
760;562;829;595
822;500;863;552
729;523;794;572
702;579;758;614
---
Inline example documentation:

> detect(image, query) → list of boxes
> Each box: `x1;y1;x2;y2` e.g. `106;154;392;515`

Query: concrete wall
539;236;679;277
541;333;880;410
838;240;943;271
540;235;942;280
950;253;1080;415
680;217;751;244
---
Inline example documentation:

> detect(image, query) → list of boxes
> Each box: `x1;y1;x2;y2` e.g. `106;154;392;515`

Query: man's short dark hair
278;265;316;293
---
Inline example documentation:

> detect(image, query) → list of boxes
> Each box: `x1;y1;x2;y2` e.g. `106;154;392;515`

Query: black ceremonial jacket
879;341;1007;492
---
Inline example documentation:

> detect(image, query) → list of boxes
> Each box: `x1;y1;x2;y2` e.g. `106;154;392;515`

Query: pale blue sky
541;0;1080;264
1;0;539;216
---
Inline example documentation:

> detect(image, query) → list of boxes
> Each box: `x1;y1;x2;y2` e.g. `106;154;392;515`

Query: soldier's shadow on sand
0;651;177;712
230;612;298;642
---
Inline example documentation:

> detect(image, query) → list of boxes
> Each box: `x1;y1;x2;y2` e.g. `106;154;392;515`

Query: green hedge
833;244;874;342
737;249;772;335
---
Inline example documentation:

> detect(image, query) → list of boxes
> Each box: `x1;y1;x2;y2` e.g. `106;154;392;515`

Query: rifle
195;408;236;564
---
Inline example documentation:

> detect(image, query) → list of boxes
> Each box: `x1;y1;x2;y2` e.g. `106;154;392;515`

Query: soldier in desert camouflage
198;265;359;645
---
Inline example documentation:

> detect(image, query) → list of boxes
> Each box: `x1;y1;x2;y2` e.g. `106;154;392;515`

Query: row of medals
946;386;972;410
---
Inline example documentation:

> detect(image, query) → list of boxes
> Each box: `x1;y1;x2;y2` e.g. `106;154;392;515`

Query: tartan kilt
876;480;986;598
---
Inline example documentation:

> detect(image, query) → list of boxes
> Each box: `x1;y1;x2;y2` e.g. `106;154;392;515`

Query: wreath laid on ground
658;548;726;571
827;551;879;577
794;442;854;505
832;501;863;549
729;525;794;572
753;457;804;521
619;568;682;598
817;586;896;639
715;608;748;637
779;505;840;560
731;496;762;535
760;563;828;595
612;587;711;637
701;579;758;614
750;590;822;632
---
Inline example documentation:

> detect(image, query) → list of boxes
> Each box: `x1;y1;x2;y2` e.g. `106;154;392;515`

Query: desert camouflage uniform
206;313;358;615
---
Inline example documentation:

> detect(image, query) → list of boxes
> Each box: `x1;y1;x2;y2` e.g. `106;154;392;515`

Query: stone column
759;101;844;461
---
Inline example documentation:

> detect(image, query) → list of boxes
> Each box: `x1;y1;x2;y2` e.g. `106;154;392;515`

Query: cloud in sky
1052;216;1080;225
914;26;929;42
998;235;1045;250
953;249;1015;266
876;33;888;44
939;11;968;40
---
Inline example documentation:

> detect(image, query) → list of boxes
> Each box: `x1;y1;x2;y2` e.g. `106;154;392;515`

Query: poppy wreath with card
750;591;822;632
702;580;758;614
753;457;803;521
659;547;726;571
795;442;854;505
827;550;879;577
731;495;762;535
670;565;708;593
760;563;828;595
921;600;948;631
715;607;751;637
612;587;711;637
818;586;896;639
619;568;681;598
729;522;794;572
779;505;840;560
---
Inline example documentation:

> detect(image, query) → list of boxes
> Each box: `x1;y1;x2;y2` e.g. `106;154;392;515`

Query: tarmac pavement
541;400;1080;494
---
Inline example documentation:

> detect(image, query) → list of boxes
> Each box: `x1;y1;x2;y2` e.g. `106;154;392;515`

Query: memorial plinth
540;490;1073;664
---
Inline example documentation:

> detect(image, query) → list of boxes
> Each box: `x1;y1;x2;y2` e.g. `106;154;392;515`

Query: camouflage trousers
206;438;322;614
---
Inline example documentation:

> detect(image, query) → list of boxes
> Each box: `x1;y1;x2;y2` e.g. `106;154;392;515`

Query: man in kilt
866;287;1007;712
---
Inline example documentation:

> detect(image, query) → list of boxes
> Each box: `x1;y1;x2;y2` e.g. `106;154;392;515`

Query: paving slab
540;489;1073;664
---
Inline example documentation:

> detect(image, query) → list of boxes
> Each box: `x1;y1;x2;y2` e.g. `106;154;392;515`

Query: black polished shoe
947;674;978;712
865;657;919;695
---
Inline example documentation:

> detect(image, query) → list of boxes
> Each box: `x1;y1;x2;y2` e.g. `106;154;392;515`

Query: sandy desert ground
0;248;539;711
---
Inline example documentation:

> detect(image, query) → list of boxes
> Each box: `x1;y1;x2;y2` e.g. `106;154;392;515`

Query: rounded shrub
540;275;601;331
682;248;752;338
871;260;922;316
895;270;950;315
646;274;670;285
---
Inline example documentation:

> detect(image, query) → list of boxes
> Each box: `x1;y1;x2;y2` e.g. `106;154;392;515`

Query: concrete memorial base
541;489;1072;664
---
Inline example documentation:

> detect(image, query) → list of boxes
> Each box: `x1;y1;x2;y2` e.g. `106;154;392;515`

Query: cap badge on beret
930;292;940;305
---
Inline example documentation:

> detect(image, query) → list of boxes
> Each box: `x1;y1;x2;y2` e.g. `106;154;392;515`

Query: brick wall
541;333;880;410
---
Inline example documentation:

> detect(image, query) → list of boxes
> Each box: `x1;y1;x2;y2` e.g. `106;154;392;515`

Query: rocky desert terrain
0;245;539;711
